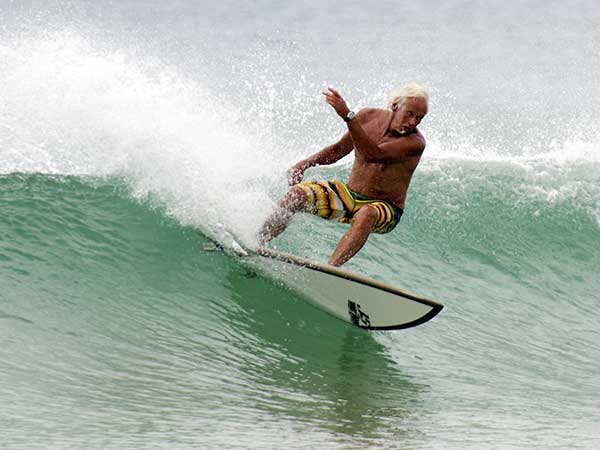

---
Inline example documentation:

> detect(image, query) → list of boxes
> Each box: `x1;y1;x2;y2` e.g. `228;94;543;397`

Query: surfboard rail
244;247;444;331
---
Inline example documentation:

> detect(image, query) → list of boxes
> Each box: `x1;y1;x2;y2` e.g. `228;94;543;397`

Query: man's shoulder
356;107;387;123
357;107;386;117
413;129;426;145
406;130;426;155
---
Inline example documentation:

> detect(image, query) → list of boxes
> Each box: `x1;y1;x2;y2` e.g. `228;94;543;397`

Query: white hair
388;83;429;109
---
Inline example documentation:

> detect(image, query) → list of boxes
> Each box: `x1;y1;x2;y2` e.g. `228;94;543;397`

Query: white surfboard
241;247;443;330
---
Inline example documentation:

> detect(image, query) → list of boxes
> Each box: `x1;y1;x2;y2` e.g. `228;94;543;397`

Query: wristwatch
343;110;356;123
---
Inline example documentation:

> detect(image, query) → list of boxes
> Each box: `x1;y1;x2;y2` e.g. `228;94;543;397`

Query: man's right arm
287;132;354;185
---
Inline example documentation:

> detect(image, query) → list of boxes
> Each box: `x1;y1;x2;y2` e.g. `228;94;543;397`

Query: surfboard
207;237;443;330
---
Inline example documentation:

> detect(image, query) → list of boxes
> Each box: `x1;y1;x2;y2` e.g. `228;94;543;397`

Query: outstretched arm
287;132;354;185
322;87;425;164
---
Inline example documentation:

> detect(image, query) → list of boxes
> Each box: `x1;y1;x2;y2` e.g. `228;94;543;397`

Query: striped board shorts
296;180;403;234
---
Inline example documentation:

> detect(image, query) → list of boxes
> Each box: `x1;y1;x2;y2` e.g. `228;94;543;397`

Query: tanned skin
259;87;428;266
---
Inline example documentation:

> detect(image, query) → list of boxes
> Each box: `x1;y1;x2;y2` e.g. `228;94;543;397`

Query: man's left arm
348;122;425;163
323;87;425;164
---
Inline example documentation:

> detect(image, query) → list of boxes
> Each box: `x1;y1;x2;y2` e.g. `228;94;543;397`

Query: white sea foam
0;32;288;245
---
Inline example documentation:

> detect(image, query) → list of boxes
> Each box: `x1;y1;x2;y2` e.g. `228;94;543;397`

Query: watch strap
343;111;356;123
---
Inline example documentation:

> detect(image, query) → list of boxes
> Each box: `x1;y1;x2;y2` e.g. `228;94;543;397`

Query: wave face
1;1;600;449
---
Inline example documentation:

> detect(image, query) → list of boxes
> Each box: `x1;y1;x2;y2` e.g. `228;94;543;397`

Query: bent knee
354;205;379;228
279;186;308;212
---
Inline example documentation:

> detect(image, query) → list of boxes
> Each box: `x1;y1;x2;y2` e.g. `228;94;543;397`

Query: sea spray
0;31;287;244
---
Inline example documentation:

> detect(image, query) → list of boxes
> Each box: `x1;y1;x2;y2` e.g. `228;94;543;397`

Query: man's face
391;97;428;135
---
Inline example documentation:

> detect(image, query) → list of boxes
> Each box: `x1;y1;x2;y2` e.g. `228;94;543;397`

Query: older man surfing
258;84;429;266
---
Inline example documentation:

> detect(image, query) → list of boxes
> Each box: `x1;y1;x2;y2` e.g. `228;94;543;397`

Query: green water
1;172;598;449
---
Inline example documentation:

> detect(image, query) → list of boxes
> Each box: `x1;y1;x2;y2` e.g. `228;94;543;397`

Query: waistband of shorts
347;186;404;214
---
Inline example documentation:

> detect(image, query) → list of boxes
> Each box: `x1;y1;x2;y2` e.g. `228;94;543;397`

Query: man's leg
258;186;308;245
328;206;378;266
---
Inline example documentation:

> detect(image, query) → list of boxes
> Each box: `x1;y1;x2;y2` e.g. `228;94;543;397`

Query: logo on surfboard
348;300;371;328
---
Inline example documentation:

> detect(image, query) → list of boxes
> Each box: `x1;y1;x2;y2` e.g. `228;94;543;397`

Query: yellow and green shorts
296;180;403;234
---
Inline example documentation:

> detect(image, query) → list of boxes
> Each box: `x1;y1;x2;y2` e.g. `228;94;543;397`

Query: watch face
346;111;355;121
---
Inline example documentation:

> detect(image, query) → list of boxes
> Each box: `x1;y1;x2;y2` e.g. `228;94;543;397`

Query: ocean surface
1;1;599;448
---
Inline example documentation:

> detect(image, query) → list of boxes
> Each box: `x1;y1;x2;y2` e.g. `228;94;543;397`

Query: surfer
258;84;428;266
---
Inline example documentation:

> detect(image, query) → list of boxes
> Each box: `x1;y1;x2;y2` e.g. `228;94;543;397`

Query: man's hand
322;87;351;119
287;161;307;186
